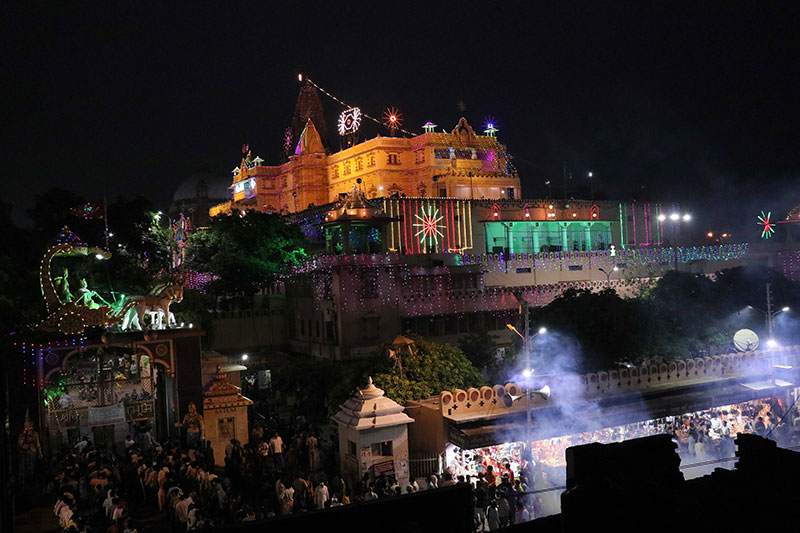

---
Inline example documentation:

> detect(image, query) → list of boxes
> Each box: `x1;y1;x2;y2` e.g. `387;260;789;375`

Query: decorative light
658;214;667;222
337;107;362;136
422;122;438;134
413;206;446;247
669;213;680;221
538;327;547;334
242;354;249;360
483;121;499;137
707;232;714;237
758;210;775;239
95;253;104;260
383;107;403;133
682;214;691;222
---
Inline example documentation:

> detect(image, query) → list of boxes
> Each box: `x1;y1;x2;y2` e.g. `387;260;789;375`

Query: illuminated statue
121;284;183;331
54;268;73;302
17;411;42;482
77;278;102;309
178;402;205;449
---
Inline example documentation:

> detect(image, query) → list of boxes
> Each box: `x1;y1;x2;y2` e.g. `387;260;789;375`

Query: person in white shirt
314;481;329;509
269;433;284;470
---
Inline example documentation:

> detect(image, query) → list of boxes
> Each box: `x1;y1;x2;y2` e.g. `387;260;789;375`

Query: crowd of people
35;393;800;532
446;396;800;529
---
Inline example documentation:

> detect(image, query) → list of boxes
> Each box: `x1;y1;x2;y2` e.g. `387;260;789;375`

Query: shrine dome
172;173;229;203
333;377;414;430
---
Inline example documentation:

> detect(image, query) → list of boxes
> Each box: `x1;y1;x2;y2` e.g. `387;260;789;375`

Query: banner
88;403;126;427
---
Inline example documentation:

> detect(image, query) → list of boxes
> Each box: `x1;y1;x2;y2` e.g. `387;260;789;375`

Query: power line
306;78;417;137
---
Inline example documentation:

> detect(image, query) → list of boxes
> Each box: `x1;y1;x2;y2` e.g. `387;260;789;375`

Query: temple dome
172;173;229;203
332;377;414;430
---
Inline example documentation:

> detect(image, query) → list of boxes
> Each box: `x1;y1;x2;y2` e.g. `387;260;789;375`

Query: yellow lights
592;213;598;218
707;232;714;238
524;212;531;218
548;204;554;210
572;213;577;218
493;212;499;218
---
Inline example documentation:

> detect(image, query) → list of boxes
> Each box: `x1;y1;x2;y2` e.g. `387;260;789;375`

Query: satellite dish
733;329;759;352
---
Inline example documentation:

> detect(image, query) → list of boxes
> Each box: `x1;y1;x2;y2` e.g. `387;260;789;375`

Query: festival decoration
70;202;105;220
383;107;403;134
37;229;134;335
423;122;438;133
758;210;775;239
483;119;498;137
337;107;362;136
413;206;446;248
304;78;416;136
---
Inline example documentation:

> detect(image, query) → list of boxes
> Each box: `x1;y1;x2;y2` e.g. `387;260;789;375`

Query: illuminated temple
210;84;519;217
206;83;750;360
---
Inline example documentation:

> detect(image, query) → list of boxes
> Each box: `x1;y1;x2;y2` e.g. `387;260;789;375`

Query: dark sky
5;3;800;238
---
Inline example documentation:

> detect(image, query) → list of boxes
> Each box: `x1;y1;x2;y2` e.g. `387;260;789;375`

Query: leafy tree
185;211;307;297
458;329;498;371
369;337;485;405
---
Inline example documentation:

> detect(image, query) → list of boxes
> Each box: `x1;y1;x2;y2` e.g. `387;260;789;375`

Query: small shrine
333;377;414;490
323;185;393;254
203;366;253;466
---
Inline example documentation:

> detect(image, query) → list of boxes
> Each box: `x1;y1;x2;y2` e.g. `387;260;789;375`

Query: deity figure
17;411;42;482
179;402;204;449
54;268;72;302
77;278;101;308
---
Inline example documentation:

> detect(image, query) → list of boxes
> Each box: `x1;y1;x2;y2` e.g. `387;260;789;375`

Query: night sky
5;3;800;238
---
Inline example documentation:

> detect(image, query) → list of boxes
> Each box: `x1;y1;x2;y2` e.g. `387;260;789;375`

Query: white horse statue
121;284;184;331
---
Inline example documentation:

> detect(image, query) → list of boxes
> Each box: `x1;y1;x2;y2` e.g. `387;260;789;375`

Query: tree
369;337;486;405
185;212;307;297
458;329;498;371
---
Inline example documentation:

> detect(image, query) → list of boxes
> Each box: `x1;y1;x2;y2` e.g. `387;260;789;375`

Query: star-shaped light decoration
413;205;446;248
758;210;775;239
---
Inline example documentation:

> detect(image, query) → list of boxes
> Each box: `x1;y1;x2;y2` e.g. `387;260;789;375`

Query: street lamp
506;323;547;462
667;212;691;271
598;266;619;285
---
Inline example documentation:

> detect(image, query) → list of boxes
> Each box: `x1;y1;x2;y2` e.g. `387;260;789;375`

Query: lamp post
506;323;546;463
748;283;790;341
598;266;619;286
660;212;691;271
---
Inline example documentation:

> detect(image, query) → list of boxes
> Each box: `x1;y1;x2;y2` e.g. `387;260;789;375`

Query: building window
367;153;376;167
330;165;339;179
387;153;401;165
371;441;393;456
415;150;426;164
568;265;583;271
356;157;363;171
343;161;351;175
347;440;357;457
434;148;450;159
362;270;378;299
516;267;532;273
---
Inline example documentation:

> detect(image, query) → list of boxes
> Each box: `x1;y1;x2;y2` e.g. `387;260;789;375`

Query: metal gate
408;452;442;481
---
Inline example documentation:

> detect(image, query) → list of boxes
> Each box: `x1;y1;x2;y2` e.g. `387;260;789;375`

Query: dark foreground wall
215;483;473;533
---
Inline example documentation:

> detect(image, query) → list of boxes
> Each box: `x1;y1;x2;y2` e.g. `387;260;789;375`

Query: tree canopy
185;211;307;295
371;336;486;405
525;267;800;373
